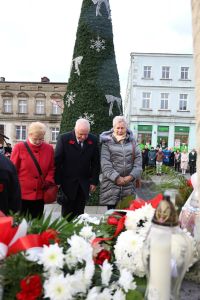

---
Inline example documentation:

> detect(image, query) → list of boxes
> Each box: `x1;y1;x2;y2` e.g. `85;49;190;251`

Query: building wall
124;53;196;150
0;77;67;147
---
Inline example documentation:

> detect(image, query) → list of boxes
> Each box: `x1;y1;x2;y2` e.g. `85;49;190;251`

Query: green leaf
126;289;144;300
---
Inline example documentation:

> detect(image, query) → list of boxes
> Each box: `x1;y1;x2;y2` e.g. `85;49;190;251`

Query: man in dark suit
0;154;21;214
55;119;100;220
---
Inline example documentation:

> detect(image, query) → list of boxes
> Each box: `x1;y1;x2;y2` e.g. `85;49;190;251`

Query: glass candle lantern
143;193;195;300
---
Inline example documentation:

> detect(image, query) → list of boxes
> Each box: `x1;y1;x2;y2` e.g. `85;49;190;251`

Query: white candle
147;226;171;300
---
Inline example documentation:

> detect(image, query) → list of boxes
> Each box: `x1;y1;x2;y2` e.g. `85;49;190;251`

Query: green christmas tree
60;0;122;135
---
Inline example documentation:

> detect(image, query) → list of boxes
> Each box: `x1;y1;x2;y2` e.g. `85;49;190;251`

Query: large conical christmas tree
60;0;122;135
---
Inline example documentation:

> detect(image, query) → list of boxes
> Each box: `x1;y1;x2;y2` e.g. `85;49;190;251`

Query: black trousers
189;162;196;175
107;205;116;210
61;185;86;221
21;199;44;219
175;162;180;172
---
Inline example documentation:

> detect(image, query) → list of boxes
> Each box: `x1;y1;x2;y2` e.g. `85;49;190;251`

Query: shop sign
138;125;152;132
175;126;189;133
158;126;169;132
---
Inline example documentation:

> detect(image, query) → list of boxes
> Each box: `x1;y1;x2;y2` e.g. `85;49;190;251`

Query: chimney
0;77;5;82
41;76;50;83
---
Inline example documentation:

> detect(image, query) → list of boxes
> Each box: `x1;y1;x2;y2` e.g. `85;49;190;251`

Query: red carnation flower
187;179;193;188
94;249;111;265
41;228;60;245
16;274;42;300
69;140;75;144
87;140;93;144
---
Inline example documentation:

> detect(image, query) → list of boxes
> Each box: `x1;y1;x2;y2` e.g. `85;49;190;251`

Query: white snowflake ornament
66;92;76;107
79;112;95;125
90;36;105;52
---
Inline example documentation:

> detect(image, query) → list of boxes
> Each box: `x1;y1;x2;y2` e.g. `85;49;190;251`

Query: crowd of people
142;146;197;176
0;117;196;220
0;116;142;220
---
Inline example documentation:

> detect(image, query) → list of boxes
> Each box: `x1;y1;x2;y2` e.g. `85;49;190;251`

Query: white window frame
143;66;152;79
142;92;151;109
18;99;27;114
162;66;170;79
160;93;169;110
180;67;189;80
52;102;61;115
51;127;59;142
35;100;45;114
16;125;26;140
179;94;188;111
3;99;12;113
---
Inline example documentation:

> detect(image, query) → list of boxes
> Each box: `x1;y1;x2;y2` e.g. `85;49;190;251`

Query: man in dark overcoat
0;154;21;214
55;119;100;220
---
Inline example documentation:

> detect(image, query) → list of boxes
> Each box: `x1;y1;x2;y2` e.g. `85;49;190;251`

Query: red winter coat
10;139;55;201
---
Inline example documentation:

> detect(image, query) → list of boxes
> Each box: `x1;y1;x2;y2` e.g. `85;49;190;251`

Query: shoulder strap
131;140;136;161
23;142;43;176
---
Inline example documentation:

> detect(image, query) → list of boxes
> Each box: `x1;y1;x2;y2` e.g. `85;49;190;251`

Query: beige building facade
0;76;67;147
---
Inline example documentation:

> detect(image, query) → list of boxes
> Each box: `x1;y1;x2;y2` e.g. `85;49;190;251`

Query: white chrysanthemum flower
97;288;112;300
69;269;88;295
79;225;96;241
75;213;100;225
38;243;64;271
100;259;113;286
118;269;136;292
44;274;72;300
67;260;94;296
112;288;126;300
43;268;63;279
124;211;138;231
82;286;112;300
65;235;93;268
114;230;146;277
65;252;80;269
86;287;101;300
25;247;43;262
125;204;154;234
84;259;95;283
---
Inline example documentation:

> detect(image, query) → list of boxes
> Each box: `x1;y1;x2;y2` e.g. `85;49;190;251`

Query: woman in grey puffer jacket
100;116;142;209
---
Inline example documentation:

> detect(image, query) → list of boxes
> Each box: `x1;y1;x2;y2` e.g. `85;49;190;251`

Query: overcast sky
0;0;193;98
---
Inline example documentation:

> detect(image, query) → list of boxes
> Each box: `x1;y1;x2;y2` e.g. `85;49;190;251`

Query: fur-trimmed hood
100;128;135;143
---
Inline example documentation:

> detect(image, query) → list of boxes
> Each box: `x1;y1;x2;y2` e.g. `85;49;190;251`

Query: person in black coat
55;119;100;220
142;145;149;171
0;154;21;214
189;149;197;175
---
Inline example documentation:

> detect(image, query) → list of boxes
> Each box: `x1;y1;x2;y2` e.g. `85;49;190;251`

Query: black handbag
56;187;69;205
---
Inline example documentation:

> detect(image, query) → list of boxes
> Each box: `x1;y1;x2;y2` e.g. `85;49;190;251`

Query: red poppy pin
87;140;93;145
0;183;4;192
69;140;75;144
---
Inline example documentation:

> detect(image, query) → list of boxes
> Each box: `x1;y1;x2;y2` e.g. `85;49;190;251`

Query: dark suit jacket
0;155;21;214
54;131;100;201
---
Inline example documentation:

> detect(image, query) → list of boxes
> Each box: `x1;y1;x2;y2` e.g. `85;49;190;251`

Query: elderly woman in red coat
11;122;55;219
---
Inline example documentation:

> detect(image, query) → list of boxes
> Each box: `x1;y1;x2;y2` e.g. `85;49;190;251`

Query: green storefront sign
138;125;152;131
175;126;189;133
157;126;169;132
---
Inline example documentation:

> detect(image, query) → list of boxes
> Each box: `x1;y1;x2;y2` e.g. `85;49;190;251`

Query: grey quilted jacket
99;129;142;205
